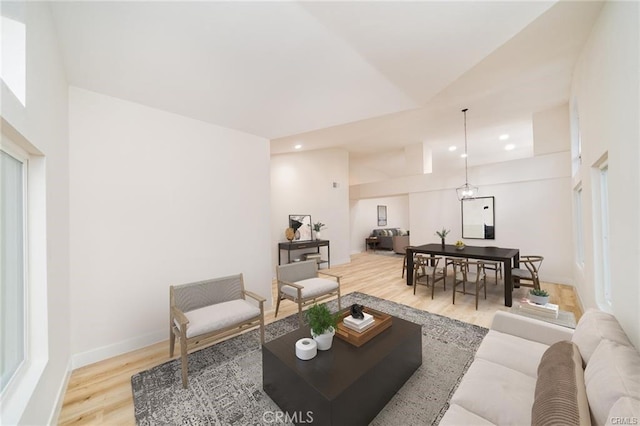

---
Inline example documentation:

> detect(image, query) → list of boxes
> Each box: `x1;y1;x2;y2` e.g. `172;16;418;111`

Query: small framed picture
377;205;387;226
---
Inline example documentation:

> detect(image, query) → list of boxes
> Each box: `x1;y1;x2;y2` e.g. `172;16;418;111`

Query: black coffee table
262;314;422;425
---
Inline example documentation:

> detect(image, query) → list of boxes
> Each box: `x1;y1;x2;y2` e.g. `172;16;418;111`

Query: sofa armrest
491;311;574;346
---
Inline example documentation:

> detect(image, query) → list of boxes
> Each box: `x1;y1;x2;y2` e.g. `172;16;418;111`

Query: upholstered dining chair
450;258;487;310
511;255;544;290
275;260;341;326
413;254;446;298
170;273;265;388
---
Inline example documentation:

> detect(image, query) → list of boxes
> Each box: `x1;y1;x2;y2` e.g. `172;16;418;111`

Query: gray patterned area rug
131;292;488;425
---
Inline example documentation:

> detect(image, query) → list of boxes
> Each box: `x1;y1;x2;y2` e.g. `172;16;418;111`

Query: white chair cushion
439;404;495;425
451;358;536;425
181;299;260;338
280;277;338;300
475;330;549;378
585;339;640;425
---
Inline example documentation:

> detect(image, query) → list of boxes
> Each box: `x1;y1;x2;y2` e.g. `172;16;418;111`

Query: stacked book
343;312;375;333
519;299;559;319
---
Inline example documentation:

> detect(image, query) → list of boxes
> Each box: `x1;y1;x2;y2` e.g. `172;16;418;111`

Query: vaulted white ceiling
50;1;603;174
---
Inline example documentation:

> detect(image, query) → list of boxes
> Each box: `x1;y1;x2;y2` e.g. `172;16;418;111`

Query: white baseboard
71;329;166;369
49;359;73;425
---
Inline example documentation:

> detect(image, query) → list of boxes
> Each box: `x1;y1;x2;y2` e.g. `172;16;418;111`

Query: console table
278;240;330;268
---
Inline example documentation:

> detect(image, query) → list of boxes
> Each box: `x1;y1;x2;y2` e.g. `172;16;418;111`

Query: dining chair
450;258;487;310
401;246;416;278
483;261;502;285
413;254;446;298
511;255;544;290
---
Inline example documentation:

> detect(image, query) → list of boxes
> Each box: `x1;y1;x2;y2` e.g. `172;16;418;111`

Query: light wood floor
59;252;581;425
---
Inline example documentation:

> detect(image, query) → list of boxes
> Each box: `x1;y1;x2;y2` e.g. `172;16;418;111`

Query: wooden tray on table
335;307;392;347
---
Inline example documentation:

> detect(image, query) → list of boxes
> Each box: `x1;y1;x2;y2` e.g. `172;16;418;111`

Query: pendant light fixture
456;108;478;200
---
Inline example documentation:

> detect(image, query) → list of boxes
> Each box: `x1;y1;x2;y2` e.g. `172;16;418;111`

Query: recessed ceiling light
504;144;515;151
460;153;468;158
294;144;302;150
499;134;509;141
448;146;457;152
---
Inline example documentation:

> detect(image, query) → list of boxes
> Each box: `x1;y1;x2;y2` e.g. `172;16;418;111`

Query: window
599;165;611;305
0;128;47;424
573;184;584;266
0;2;26;106
1;148;26;392
592;153;611;310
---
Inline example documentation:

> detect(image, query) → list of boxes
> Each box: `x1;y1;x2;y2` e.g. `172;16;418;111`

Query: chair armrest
491;311;574;346
171;306;189;327
278;279;304;289
244;290;266;303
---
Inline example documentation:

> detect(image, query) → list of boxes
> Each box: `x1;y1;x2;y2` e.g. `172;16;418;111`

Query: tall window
1;147;26;392
599;165;611;305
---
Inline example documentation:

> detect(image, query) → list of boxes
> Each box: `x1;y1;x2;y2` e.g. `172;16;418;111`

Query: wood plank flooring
58;251;581;425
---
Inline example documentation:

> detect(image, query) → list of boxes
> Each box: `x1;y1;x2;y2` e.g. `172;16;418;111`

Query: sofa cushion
605;397;640;425
281;277;338;300
572;309;632;365
531;341;591;426
450;358;536;425
585;339;640;425
182;299;260;338
475;329;549;378
439;404;495;425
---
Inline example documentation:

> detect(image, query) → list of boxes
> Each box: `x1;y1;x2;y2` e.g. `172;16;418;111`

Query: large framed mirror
289;214;312;241
461;196;495;239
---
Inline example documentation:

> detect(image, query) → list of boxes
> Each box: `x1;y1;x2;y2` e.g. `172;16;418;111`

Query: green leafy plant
305;303;339;336
529;288;549;297
311;221;326;232
435;228;450;239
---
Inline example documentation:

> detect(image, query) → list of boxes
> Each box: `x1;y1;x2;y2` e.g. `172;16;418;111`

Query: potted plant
311;221;326;240
435;228;450;247
305;303;339;350
529;288;549;305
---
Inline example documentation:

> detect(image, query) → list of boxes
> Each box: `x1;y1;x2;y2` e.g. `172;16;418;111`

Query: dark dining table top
409;243;519;261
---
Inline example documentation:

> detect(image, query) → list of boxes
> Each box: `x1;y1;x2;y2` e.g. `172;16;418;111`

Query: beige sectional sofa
440;309;640;425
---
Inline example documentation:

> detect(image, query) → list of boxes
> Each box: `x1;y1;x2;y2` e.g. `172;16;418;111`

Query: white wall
69;87;272;366
271;148;351;278
350;149;574;285
350;195;410;254
1;2;71;424
571;1;640;347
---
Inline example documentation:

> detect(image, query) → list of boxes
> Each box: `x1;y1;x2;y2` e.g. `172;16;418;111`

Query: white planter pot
529;294;549;305
315;231;321;240
312;327;335;350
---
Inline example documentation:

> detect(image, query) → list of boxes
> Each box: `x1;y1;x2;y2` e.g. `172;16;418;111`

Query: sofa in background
369;228;409;252
440;309;640;425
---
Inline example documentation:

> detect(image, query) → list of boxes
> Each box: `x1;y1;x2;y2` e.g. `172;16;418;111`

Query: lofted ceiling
50;1;604;177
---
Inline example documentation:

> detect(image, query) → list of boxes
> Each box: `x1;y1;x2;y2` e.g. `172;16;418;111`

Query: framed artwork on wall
461;196;495;239
289;214;312;241
377;205;387;226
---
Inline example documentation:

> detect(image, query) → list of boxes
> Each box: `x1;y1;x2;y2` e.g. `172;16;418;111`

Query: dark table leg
406;249;414;286
503;259;512;307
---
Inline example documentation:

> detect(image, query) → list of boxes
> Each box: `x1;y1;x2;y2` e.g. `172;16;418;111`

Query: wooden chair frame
275;260;342;326
511;255;544;291
169;274;265;388
413;254;446;299
451;258;487;310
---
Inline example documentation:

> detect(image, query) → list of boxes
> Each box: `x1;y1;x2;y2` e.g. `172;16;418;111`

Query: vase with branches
435;228;450;247
311;221;326;240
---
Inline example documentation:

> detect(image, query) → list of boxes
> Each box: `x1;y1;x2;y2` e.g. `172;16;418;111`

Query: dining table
406;243;520;307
